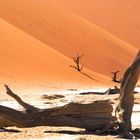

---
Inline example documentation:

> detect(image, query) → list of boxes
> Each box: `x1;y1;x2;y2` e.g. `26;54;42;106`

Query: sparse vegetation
70;53;94;80
70;53;84;72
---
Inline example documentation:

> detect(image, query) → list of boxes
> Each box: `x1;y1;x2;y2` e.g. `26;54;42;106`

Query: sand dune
46;0;140;49
0;1;139;139
0;0;137;77
0;17;112;98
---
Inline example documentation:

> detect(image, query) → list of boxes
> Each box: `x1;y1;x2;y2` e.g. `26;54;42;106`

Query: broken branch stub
111;71;122;83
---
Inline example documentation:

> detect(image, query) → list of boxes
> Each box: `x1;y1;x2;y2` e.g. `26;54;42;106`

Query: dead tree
111;71;122;83
70;53;84;72
115;50;140;138
0;85;115;130
1;51;140;138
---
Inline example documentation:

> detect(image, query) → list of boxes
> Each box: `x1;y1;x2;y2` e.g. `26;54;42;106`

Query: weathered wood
115;50;140;138
4;85;39;113
79;86;120;95
0;85;116;130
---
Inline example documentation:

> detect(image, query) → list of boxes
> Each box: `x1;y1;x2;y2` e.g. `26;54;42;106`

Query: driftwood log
115;50;140;138
0;85;115;131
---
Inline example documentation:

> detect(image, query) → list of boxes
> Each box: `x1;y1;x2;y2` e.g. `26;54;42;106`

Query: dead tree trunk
115;50;140;138
0;85;115;130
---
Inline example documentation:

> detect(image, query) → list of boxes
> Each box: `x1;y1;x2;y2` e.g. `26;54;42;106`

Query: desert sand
0;0;140;139
46;0;140;49
0;17;112;100
0;0;138;76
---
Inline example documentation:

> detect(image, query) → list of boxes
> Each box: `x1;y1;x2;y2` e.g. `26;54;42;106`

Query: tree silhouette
70;53;84;72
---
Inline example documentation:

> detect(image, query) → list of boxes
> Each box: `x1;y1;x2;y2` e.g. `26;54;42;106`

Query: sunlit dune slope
0;18;111;93
0;0;137;76
46;0;140;49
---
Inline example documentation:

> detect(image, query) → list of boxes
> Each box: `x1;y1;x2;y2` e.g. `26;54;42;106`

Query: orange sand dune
0;18;111;96
46;0;140;49
0;0;137;77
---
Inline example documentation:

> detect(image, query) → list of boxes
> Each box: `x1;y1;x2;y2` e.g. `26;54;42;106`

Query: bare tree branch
70;53;84;72
111;71;122;83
